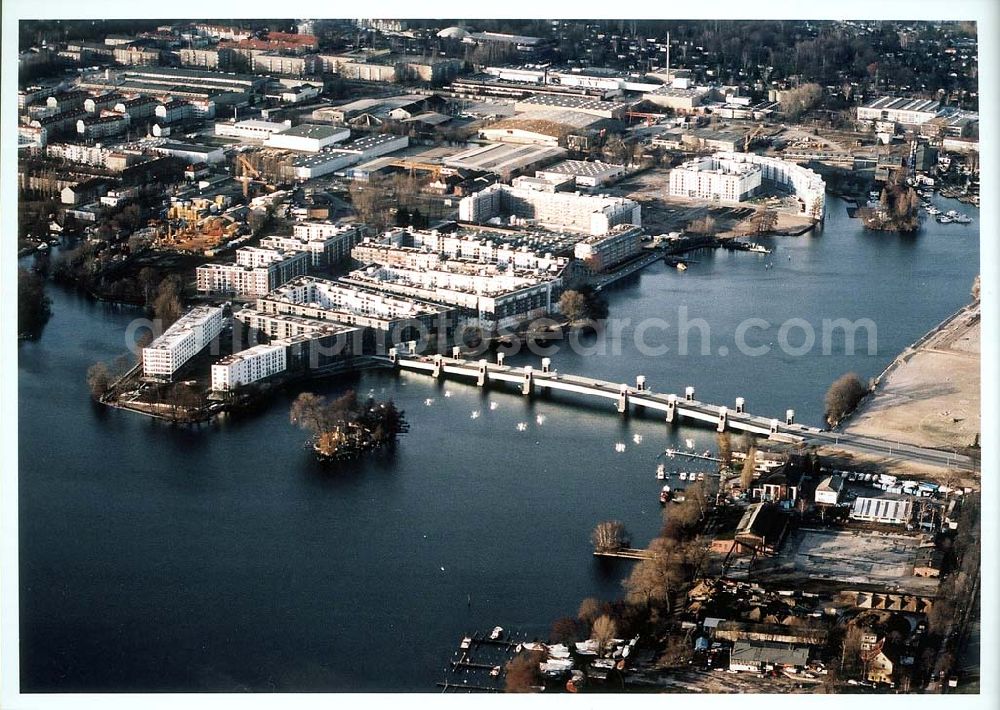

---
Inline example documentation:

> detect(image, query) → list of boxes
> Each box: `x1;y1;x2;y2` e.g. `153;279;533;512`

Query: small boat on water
36;242;49;251
926;206;941;215
660;485;671;504
954;214;973;224
656;464;666;479
748;243;771;254
676;262;688;271
937;215;953;224
946;210;959;217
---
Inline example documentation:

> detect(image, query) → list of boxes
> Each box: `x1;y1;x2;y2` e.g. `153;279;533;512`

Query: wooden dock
593;547;657;560
438;629;527;692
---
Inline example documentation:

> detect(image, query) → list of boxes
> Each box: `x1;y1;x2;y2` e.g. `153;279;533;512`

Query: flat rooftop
444;142;566;172
862;96;940;113
517;94;629;112
540;159;624;177
277;123;348;139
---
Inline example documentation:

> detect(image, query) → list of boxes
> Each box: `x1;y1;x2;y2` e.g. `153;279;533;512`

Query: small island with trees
858;180;922;233
290;389;408;461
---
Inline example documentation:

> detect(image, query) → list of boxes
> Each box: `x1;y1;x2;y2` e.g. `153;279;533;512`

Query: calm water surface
18;195;979;691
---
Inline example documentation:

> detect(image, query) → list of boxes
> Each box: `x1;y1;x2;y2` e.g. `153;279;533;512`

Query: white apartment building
342;259;563;332
210;342;287;391
458;183;640;236
355;229;567;274
258;276;451;334
76;114;130;140
260;223;362;268
142;305;226;378
573;224;643;272
155;100;193;124
668;155;763;203
196;248;309;298
670;152;826;220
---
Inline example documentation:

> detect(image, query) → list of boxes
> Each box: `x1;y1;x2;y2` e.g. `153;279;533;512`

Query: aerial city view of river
18;194;978;691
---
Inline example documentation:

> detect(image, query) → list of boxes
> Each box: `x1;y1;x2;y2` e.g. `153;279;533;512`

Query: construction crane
236;153;264;199
625;111;663;127
744;123;765;152
389;159;444;181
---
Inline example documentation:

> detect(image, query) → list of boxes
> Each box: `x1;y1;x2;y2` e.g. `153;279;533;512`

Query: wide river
18;195;978;691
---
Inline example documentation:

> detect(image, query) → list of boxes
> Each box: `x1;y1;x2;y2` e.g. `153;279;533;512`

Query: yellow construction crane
389;159;443;181
744;123;765;152
237;153;263;199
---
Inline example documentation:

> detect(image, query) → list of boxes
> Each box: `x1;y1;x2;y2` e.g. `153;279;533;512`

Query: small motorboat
954;214;972;224
490;626;504;640
656;464;666;479
937;215;953;224
676;262;688;271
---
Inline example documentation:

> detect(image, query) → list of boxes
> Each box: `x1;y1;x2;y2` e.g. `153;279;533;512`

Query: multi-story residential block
196;248;309;298
142;305;227;379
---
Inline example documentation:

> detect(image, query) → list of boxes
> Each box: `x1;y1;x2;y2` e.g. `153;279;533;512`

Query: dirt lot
756;528;938;595
843;302;980;452
611;168;815;236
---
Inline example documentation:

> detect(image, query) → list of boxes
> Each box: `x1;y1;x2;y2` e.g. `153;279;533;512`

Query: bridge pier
735;397;745;414
407;340;417;356
452;346;462;360
685;386;695;402
770;418;780;434
717;405;728;433
541;357;551;374
618;385;629;414
786;409;795;425
477;359;488;387
522;366;534;396
636;376;647;391
665;394;676;423
432;354;443;378
388;347;398;365
497;351;505;367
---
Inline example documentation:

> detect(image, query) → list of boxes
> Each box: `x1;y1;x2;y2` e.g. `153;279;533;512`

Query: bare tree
741;446;757;490
549;617;581;645
578;597;603;627
289;392;330;434
86;362;111;400
824;372;867;426
716;431;733;467
504;651;544;692
591;615;618;654
152;276;183;327
559;290;587;323
750;208;778;235
592;520;630;552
